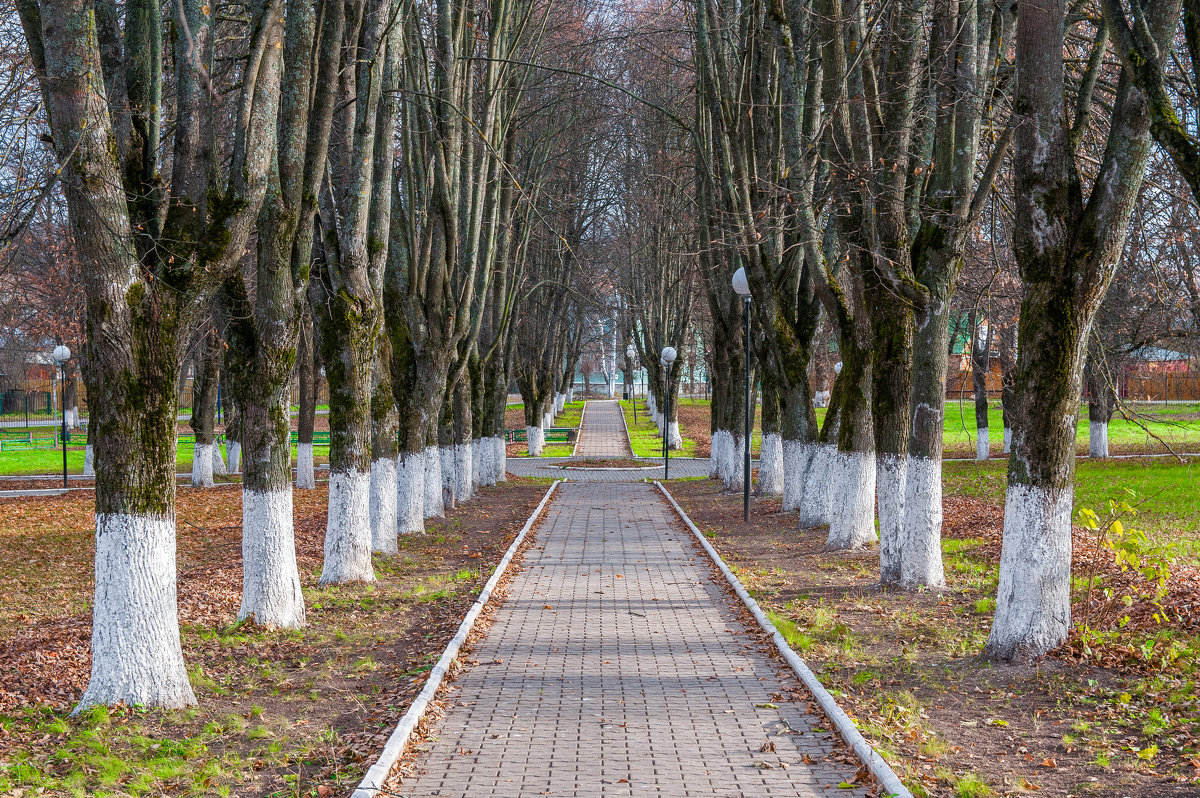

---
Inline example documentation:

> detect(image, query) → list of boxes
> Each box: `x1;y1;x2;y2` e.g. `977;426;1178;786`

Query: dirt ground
668;479;1200;798
0;477;549;796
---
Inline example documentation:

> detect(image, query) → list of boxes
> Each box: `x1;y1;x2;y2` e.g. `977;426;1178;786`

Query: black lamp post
661;346;677;479
53;344;71;488
732;267;752;522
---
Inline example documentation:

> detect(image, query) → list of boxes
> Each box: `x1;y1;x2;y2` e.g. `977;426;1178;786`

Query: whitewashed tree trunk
239;489;306;627
83;445;95;477
726;435;747;493
1089;420;1108;458
667;421;683;450
76;514;196;712
471;439;481;489
454;443;473;502
191;442;215;487
781;440;810;511
976;428;990;461
566;387;574;403
397;450;425;533
493;436;507;481
369;457;398;555
527;425;544;456
825;450;877;549
423;445;444;517
542;410;553;430
757;433;783;496
440;446;455;508
319;471;375;584
895;454;947;588
710;429;731;479
1003;427;1012;453
296;443;316;489
796;443;833;528
226;441;241;474
212;444;228;475
876;453;907;583
986;484;1073;661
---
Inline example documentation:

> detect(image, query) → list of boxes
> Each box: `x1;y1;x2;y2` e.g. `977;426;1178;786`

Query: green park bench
504;427;577;444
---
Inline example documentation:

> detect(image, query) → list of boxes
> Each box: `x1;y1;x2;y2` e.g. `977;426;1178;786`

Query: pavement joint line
653;480;914;798
351;479;563;798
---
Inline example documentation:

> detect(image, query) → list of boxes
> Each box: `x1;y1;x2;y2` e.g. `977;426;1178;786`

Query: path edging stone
351;480;562;797
618;397;635;454
654;481;913;798
572;400;587;457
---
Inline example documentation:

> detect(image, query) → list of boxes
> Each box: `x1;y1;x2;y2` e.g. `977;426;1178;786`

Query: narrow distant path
574;399;632;458
400;482;868;797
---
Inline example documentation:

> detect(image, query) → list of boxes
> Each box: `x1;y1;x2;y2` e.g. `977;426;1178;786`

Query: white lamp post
52;345;71;488
731;267;752;521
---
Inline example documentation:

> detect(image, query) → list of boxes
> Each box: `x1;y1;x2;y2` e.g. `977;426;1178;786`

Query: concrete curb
351;479;562;797
618;398;635;456
572;401;587;457
654;481;913;798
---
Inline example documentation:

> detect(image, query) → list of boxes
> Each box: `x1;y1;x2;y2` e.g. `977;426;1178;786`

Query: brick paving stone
401;482;870;797
574;400;633;458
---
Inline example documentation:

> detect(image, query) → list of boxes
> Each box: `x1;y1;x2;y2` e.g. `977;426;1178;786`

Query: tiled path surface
505;457;710;481
574;400;633;458
401;482;868;797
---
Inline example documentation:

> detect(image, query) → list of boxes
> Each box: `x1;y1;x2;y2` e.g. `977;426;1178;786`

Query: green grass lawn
554;400;585;428
0;442;329;477
944;458;1200;563
620;399;698;457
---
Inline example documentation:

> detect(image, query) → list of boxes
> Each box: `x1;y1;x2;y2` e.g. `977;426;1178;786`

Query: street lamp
732;267;752;522
661;346;677;479
626;344;637;424
52;344;71;488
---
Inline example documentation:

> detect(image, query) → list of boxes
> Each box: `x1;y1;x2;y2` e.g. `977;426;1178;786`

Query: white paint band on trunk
397;450;425;533
986;483;1073;662
76;513;196;712
1003;427;1012;454
710;430;731;479
757;432;783;496
895;454;946;588
440;446;455;508
226;440;241;474
192;442;215;487
726;435;748;493
526;425;544;457
781;439;810;511
212;444;228;475
370;457;399;555
796;443;834;528
320;470;376;585
493;435;507;482
454;443;473;502
477;438;494;487
976;427;990;461
542;411;553;431
875;453;907;584
825;449;877;550
1089;420;1109;458
83;444;95;477
471;439;481;489
239;488;306;628
667;420;682;450
296;443;317;490
423;445;444;518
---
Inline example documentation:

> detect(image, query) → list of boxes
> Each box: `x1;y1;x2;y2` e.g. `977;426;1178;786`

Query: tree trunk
312;264;377;585
756;368;783;496
453;379;474;503
1085;359;1115;458
826;332;876;550
899;291;950;588
370;339;399;555
971;311;993;461
297;306;318;489
190;330;221;487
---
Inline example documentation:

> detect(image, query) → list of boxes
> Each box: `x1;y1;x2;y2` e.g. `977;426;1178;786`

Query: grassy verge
0;479;547;797
0;442;331;477
619;398;697;457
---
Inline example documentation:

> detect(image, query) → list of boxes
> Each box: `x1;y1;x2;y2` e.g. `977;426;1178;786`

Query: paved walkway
574;400;632;458
401;482;867;796
505;457;710;481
